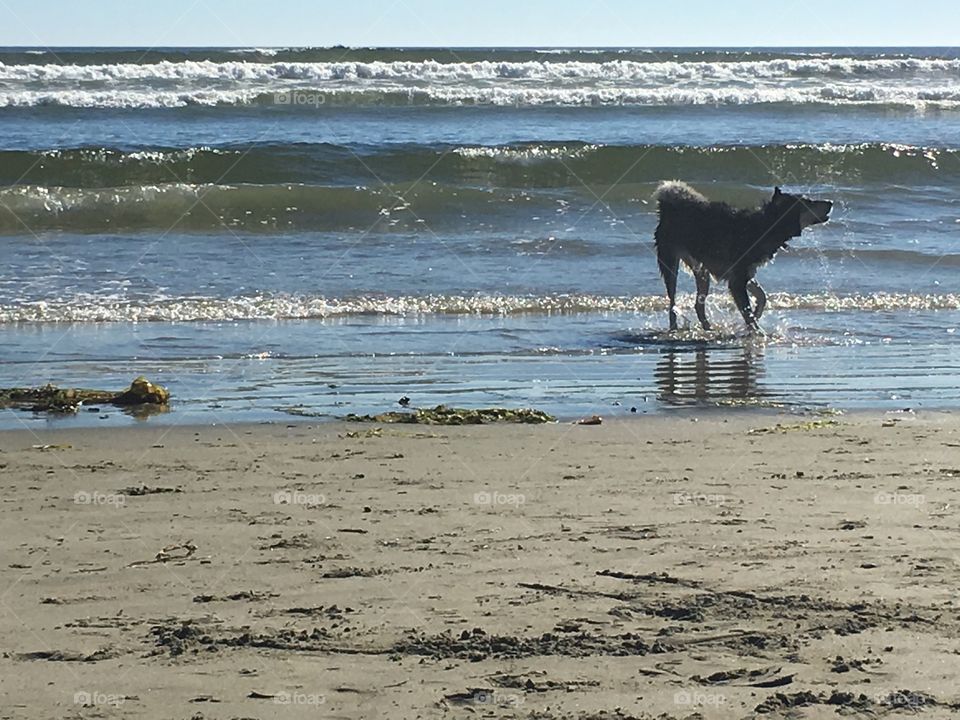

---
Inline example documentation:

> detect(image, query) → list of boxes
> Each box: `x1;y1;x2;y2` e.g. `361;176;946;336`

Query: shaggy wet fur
654;181;832;332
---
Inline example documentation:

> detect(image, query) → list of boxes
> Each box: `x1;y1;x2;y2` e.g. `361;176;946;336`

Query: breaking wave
3;85;960;109
1;55;959;108
2;57;959;83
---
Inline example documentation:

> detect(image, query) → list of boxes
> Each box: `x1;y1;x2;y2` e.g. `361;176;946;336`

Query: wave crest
0;142;954;193
2;57;959;83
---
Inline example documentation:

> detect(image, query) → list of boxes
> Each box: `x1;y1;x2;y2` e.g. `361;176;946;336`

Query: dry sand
1;411;959;719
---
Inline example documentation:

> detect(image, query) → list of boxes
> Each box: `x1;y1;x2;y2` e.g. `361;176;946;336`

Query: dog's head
770;187;833;232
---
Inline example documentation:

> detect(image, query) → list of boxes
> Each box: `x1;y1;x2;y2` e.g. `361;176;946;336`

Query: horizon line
0;44;955;50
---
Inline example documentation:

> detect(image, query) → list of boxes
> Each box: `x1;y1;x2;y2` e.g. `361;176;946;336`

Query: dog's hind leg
728;275;761;333
747;279;767;319
657;246;680;331
694;270;712;331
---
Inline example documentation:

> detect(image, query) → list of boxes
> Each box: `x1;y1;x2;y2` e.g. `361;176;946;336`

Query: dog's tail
653;180;707;208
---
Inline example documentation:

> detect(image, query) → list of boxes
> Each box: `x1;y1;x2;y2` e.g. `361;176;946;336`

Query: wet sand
1;411;959;719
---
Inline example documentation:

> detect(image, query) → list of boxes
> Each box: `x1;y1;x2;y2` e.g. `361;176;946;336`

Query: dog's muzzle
801;200;833;228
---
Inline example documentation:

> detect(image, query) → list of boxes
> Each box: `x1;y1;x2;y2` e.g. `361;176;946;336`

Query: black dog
653;182;832;332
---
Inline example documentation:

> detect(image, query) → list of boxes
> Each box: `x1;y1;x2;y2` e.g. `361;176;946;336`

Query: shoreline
0;399;798;433
0;402;800;433
2;376;952;433
2;410;959;718
5;315;959;431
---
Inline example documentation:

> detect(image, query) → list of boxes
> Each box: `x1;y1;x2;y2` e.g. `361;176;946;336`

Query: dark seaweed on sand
344;405;555;425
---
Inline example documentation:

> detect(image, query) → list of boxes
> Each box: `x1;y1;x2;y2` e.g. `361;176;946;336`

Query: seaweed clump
0;376;170;413
344;405;555;425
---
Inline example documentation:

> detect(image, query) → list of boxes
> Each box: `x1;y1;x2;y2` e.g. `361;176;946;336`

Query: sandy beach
1;410;958;718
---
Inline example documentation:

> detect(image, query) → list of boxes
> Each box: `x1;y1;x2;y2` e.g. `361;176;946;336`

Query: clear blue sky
0;0;956;47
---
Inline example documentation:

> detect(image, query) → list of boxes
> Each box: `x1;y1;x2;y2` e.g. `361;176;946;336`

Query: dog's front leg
658;250;680;331
729;277;761;333
747;279;767;319
694;271;712;330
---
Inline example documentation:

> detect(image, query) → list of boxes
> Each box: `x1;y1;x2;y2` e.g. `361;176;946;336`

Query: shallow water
0;47;957;428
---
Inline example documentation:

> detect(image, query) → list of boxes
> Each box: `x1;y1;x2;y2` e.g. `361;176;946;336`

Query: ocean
1;46;958;427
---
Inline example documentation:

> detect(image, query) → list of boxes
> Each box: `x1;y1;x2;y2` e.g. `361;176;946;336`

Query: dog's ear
773;187;782;198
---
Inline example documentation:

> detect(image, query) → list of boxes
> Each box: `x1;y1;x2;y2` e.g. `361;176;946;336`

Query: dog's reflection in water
655;347;767;406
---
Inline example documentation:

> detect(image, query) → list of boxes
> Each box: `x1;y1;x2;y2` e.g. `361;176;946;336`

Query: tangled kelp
0;376;170;413
344;405;555;425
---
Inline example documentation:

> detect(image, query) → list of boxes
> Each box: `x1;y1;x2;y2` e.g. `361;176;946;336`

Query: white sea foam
2;83;959;109
2;292;957;324
0;88;266;109
1;57;958;83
